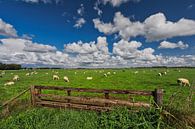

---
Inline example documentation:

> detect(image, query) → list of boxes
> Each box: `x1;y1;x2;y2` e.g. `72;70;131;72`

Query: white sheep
134;71;138;74
107;72;111;75
177;78;190;86
104;74;107;77
26;73;30;76
113;72;116;74
158;73;162;76
13;75;19;81
4;81;15;86
86;77;93;80
53;75;59;80
64;76;69;82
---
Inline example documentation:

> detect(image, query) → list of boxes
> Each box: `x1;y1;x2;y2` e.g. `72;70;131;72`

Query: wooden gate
30;85;163;111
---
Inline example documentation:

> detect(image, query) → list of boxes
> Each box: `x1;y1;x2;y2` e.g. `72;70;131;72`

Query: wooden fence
30;85;163;111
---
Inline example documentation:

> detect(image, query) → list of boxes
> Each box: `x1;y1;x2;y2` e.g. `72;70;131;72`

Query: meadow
0;68;194;129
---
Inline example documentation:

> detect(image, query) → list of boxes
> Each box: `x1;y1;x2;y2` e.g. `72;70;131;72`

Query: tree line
0;63;21;70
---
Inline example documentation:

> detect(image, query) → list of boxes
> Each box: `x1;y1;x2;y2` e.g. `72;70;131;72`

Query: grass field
0;68;194;129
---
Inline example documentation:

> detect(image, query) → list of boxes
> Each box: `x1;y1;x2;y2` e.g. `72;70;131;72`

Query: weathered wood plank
37;94;150;107
36;100;111;111
34;85;152;96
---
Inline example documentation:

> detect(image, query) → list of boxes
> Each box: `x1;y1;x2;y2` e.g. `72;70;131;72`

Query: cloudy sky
0;0;195;68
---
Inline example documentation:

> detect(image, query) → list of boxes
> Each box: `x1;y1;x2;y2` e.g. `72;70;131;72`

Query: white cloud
102;0;140;7
21;0;62;4
0;38;69;66
113;39;156;62
158;41;189;49
93;12;195;41
0;18;17;37
77;4;84;16
74;18;86;28
93;0;103;16
0;37;195;67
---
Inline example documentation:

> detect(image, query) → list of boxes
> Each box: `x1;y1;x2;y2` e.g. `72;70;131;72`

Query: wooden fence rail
31;85;163;111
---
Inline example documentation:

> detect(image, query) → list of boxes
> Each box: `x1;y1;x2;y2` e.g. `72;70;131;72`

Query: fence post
30;85;36;106
153;89;163;106
104;91;109;107
67;90;71;106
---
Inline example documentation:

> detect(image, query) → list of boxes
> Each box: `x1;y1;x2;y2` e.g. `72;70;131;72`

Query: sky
0;0;195;68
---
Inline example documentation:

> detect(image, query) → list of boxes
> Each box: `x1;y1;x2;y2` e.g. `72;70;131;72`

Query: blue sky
0;0;195;67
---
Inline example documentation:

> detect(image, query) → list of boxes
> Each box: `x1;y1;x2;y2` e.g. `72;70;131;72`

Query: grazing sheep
86;77;93;80
113;72;116;74
104;74;107;77
63;76;69;82
158;73;162;76
177;78;190;86
164;71;167;75
107;72;111;75
134;71;138;74
74;72;77;75
13;75;19;81
4;81;15;86
26;73;30;76
53;75;59;80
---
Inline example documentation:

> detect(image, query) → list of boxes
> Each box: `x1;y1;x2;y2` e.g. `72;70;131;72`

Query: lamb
13;75;19;81
64;76;69;82
53;75;59;80
86;77;93;80
4;81;15;86
177;78;190;86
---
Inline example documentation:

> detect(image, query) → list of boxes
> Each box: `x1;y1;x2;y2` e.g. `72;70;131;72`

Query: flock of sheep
0;69;191;87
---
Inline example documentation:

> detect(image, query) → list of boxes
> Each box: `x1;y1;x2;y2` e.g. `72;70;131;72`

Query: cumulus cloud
64;36;110;66
74;18;86;28
113;39;156;62
158;41;189;49
93;12;195;41
0;18;17;37
0;38;69;66
0;37;195;67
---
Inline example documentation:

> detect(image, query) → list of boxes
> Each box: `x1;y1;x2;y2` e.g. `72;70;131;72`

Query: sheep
53;75;59;80
10;73;13;75
13;75;19;81
104;74;107;77
74;72;77;75
4;81;15;86
45;73;48;75
113;72;116;74
134;71;138;74
26;73;30;76
63;76;69;82
107;72;111;75
158;72;167;76
86;77;93;80
177;78;190;86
